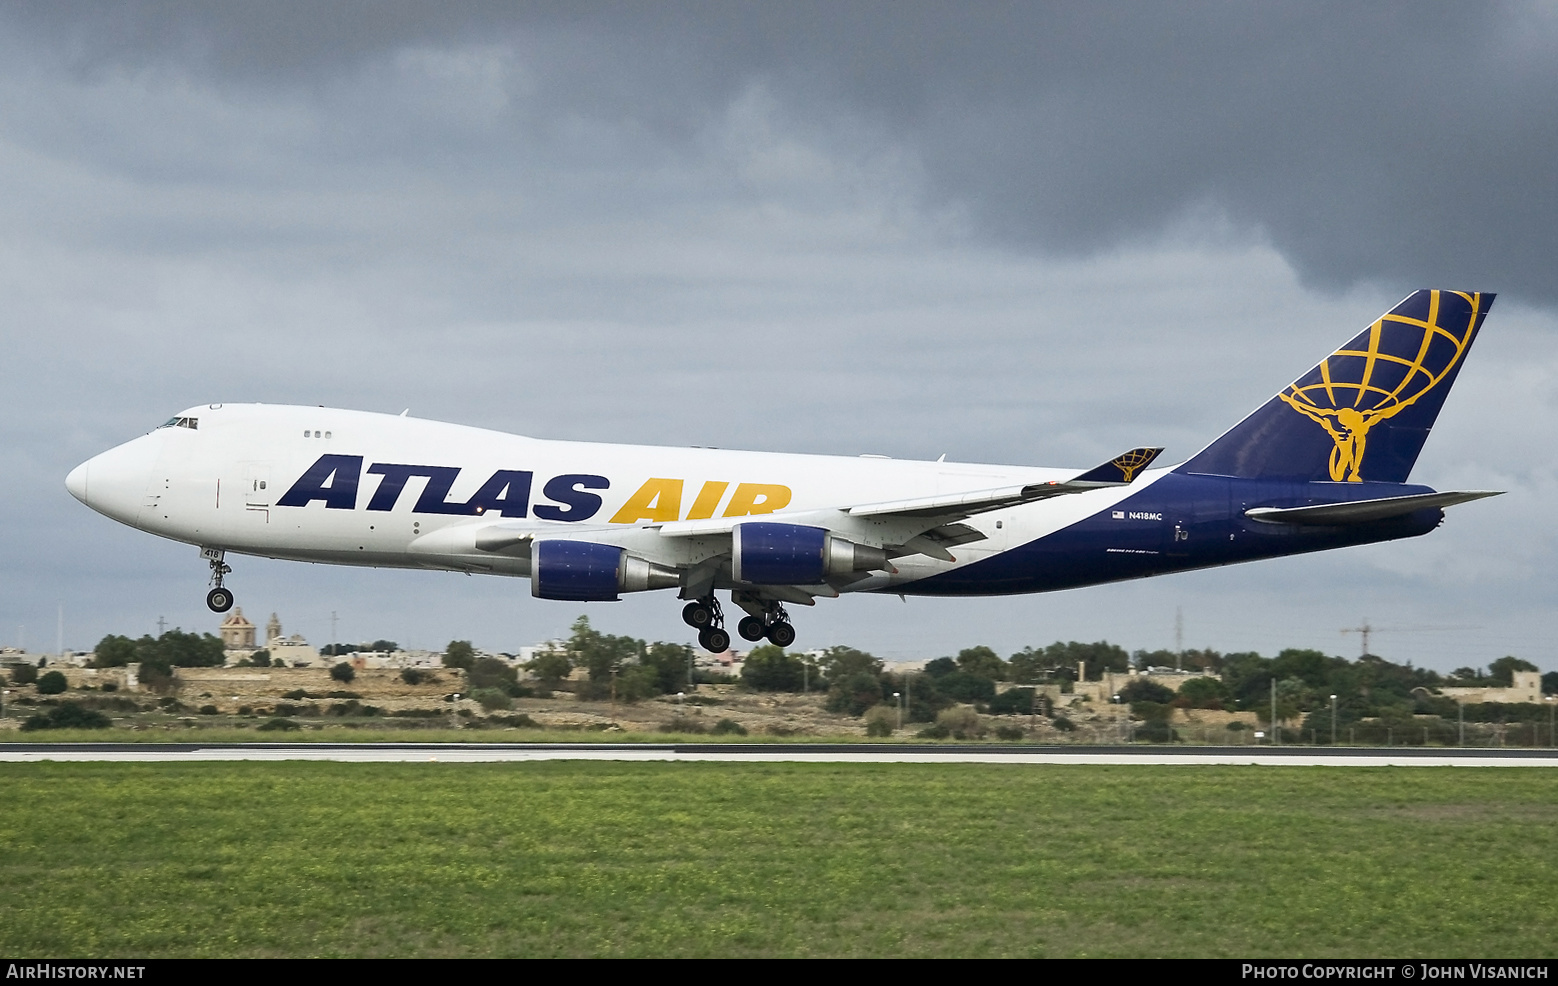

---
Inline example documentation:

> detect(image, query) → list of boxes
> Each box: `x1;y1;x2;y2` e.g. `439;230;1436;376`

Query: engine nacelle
531;540;680;601
731;523;891;585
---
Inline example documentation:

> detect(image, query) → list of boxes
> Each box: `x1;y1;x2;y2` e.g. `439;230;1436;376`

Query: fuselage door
242;461;272;519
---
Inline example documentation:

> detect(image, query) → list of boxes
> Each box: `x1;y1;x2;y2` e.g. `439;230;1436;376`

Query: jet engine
731;523;891;585
531;540;680;601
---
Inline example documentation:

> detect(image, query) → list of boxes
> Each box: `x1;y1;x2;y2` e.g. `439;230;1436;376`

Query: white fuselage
66;403;1165;594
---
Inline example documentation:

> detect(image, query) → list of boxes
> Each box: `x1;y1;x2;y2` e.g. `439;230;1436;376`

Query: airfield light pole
1548;696;1555;748
1271;678;1279;747
1330;695;1338;746
893;692;902;732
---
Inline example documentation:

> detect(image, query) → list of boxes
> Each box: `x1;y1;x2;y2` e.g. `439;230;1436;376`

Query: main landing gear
685;595;803;651
682;596;730;653
681;595;799;651
204;548;234;614
735;601;795;648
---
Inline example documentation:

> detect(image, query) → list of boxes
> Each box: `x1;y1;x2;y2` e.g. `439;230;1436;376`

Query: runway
2;742;1557;766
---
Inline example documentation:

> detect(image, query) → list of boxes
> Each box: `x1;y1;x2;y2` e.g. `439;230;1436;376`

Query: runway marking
2;744;1557;766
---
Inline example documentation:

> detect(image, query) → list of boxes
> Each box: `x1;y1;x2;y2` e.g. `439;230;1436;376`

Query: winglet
1070;447;1164;486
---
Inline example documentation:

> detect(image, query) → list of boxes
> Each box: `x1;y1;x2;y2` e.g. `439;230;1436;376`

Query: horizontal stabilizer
1244;490;1501;526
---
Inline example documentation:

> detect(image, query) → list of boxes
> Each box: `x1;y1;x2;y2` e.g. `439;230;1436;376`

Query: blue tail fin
1178;289;1494;483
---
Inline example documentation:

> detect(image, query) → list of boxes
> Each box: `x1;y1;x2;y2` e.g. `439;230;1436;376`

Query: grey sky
2;3;1553;671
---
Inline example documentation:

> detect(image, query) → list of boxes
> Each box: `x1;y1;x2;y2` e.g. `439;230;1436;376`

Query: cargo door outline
242;461;273;523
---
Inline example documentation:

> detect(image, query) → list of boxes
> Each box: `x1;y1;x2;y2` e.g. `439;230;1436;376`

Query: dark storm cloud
7;1;1556;304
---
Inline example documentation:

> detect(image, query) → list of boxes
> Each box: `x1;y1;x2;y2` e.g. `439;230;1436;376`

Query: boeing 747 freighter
67;290;1499;652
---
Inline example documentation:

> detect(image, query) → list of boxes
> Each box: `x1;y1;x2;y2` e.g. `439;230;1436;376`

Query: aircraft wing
655;446;1162;574
461;448;1164;600
847;446;1165;521
656;446;1163;538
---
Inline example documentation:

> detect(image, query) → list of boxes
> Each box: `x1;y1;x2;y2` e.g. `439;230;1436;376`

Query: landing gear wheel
204;549;234;613
699;627;731;653
737;616;766;642
765;621;796;648
682;602;714;629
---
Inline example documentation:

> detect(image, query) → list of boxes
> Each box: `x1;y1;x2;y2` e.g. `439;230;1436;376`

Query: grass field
0;762;1553;957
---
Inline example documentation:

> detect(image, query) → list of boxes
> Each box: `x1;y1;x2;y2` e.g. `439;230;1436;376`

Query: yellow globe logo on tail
1278;290;1486;482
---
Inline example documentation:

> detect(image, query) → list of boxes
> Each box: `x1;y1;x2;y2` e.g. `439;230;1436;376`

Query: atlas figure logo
1278;290;1485;482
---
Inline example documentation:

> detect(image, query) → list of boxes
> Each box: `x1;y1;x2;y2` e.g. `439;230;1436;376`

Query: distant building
1071;667;1216;704
0;647;41;669
258;613;321;667
342;649;433;670
219;608;256;650
1439;671;1544;705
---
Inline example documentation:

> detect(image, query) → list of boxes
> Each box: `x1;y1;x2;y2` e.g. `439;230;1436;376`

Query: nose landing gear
203;548;234;613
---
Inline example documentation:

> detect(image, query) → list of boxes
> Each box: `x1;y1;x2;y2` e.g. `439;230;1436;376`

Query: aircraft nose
68;435;160;525
66;460;89;505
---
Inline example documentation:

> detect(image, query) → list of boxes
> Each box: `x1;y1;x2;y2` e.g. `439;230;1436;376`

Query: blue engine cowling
530;540;682;600
732;523;891;585
732;523;828;584
531;540;625;601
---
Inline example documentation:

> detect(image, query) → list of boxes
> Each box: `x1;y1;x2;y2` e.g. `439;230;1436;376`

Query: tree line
14;623;1547;744
422;622;1554;738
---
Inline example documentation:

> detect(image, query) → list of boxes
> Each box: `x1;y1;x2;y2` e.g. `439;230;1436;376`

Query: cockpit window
159;417;180;429
158;416;199;430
